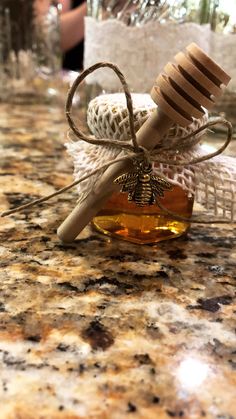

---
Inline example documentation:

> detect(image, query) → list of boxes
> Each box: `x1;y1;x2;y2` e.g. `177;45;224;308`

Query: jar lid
87;93;208;142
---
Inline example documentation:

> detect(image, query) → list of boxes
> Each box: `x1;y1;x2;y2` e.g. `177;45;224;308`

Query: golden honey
92;185;194;244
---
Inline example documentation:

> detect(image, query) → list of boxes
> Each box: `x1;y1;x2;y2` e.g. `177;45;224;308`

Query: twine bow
1;62;234;225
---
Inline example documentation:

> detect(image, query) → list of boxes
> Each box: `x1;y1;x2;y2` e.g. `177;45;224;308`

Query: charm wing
114;171;138;193
151;175;172;198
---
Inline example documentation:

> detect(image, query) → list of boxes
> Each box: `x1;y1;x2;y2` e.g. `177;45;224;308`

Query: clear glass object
92;186;194;244
0;0;61;103
176;0;236;129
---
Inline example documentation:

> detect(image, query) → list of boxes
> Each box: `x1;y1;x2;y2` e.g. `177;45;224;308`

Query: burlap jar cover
66;93;236;222
2;62;235;228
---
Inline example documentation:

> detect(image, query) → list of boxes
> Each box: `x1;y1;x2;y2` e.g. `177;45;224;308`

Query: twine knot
133;145;152;167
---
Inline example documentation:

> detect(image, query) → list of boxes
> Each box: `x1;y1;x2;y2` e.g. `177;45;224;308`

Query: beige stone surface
0;103;235;419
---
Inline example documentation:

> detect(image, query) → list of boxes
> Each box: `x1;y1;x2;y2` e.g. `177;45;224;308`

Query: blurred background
0;0;235;127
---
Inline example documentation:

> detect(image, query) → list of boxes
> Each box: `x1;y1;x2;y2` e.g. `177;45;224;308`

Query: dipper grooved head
151;43;231;127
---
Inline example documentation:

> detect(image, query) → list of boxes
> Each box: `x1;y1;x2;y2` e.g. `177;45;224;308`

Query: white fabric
194;155;236;221
87;93;158;140
84;17;211;92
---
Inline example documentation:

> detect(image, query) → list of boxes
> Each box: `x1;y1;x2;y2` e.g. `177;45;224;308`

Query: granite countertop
0;102;236;419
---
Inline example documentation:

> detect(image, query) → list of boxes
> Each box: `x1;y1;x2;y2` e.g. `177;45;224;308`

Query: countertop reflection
0;103;235;419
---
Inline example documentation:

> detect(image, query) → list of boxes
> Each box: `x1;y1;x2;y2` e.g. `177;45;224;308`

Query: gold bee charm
114;161;172;207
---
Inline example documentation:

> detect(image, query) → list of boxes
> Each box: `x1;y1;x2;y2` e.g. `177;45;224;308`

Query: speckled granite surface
0;103;236;419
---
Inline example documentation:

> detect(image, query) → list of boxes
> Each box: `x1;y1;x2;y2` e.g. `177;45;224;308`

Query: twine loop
132;145;152;168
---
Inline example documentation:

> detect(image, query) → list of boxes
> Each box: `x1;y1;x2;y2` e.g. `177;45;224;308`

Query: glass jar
208;1;236;130
86;93;204;244
0;0;61;104
92;186;194;244
177;0;236;129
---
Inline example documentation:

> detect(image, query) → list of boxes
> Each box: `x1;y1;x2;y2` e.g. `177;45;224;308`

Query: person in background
60;0;87;70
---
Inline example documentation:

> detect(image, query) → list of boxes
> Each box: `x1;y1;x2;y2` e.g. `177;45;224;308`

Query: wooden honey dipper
57;43;230;243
